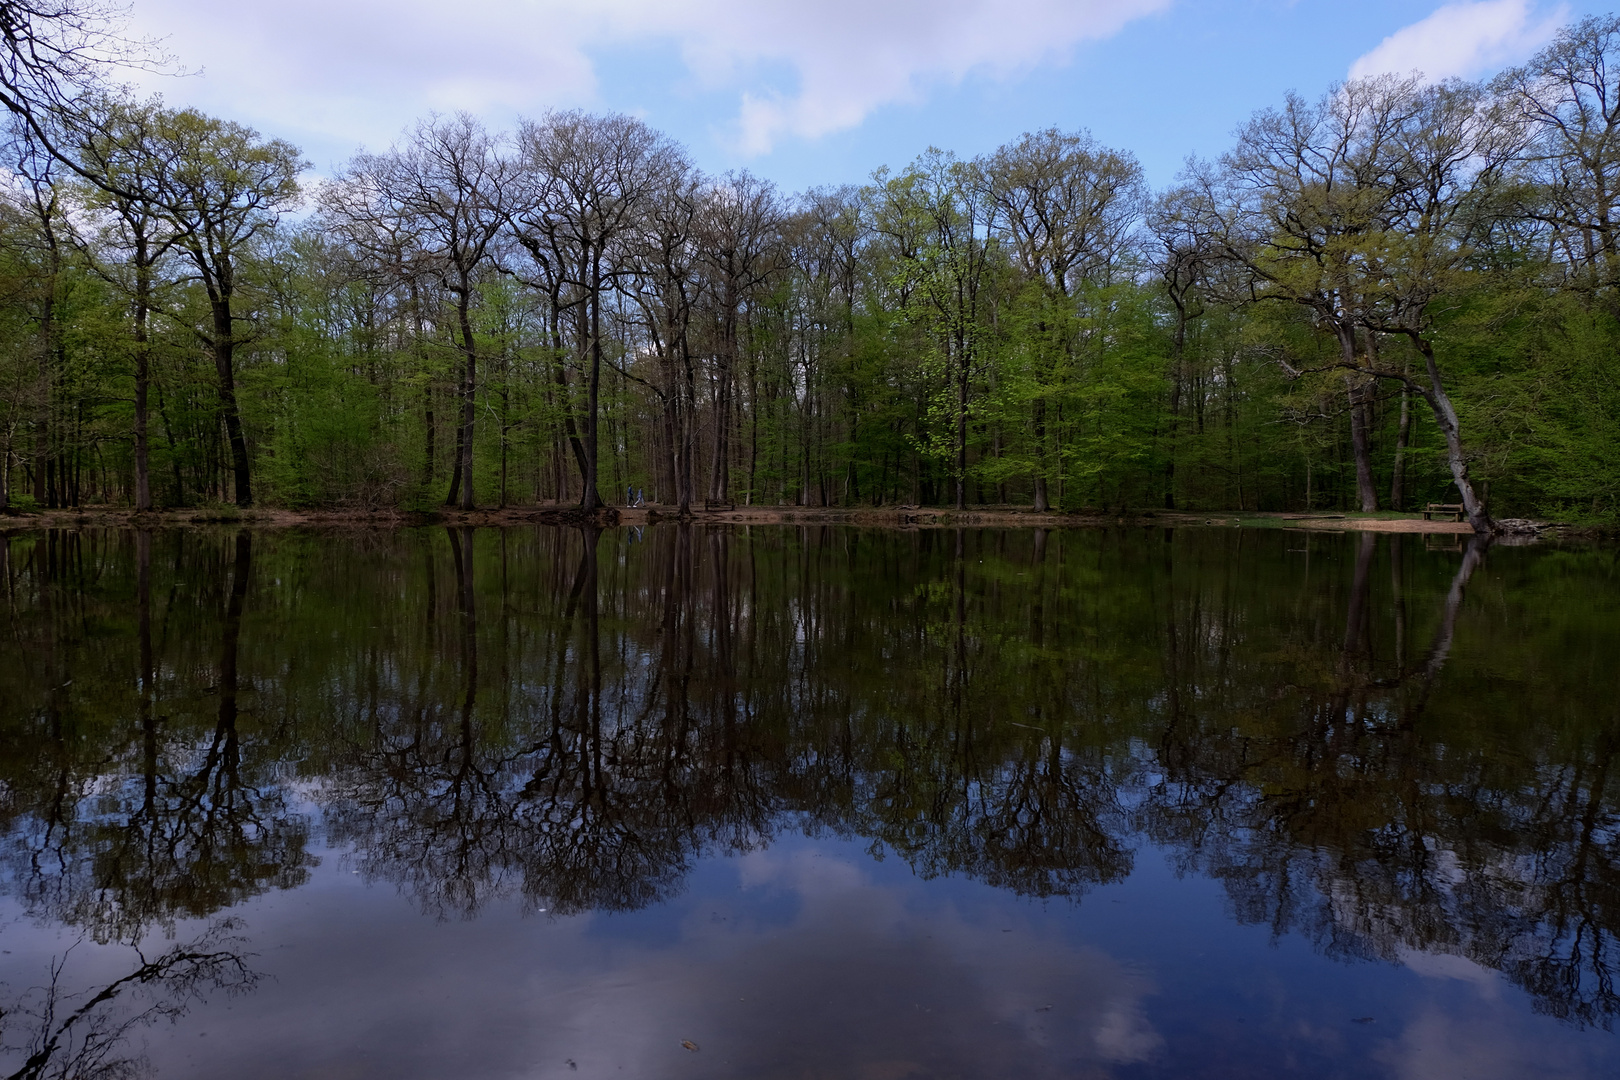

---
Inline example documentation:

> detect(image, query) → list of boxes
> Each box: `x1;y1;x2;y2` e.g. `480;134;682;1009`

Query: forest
4;11;1620;531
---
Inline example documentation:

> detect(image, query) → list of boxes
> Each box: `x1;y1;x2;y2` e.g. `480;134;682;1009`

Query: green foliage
4;64;1620;521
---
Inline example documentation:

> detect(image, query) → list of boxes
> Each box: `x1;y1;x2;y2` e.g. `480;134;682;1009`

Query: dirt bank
1;503;1564;536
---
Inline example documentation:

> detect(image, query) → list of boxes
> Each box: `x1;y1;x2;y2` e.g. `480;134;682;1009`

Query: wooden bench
1423;502;1465;522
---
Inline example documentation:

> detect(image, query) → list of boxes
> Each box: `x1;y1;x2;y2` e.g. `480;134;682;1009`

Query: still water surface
0;524;1617;1079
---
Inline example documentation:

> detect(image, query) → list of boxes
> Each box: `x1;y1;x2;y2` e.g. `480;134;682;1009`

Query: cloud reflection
537;847;1160;1078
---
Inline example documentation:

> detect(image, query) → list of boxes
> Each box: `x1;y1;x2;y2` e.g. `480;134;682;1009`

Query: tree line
5;12;1620;529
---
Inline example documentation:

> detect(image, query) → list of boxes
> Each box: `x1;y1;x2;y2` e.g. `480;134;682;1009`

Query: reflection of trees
321;526;754;918
319;524;1132;917
318;527;519;917
3;524;1619;1028
0;922;256;1080
1142;533;1620;1026
0;530;310;943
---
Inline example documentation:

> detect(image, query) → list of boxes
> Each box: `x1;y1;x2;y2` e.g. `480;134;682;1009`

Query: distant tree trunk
413;285;435;490
156;386;183;505
423;380;436;489
709;344;734;505
1390;379;1411;511
132;255;152;511
454;284;477;512
956;337;969;511
1032;396;1049;512
747;336;759;506
33;269;52;507
1164;297;1189;511
659;383;679;505
679;339;697;512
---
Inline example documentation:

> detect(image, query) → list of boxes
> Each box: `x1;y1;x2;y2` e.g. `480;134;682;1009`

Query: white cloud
667;0;1173;154
1348;0;1566;83
119;0;1169;163
1397;945;1501;993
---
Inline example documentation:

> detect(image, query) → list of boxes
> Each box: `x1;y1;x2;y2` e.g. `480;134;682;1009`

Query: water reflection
1;530;310;945
0;524;1617;1070
525;848;1161;1078
0;921;256;1080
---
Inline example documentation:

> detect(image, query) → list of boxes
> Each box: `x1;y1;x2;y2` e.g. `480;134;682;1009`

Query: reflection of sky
119;838;1157;1080
0;838;1586;1080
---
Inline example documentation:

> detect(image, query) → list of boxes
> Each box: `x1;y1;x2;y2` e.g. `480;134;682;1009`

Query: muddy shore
0;502;1551;536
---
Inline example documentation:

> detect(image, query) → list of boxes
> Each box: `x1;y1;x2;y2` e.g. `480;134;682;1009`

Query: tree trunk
445;423;464;507
1414;338;1492;536
549;342;589;485
679;338;696;513
33;278;51;506
1340;328;1377;512
581;254;605;511
133;258;152;512
455;287;477;512
748;335;759;507
708;359;732;504
211;299;253;507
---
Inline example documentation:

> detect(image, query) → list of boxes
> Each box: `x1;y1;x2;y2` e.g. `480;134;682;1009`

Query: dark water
1;524;1617;1079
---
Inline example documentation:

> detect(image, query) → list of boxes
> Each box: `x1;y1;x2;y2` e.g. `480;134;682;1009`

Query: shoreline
0;503;1581;537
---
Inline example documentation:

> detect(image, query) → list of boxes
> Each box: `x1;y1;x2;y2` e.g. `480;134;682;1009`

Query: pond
0;524;1617;1079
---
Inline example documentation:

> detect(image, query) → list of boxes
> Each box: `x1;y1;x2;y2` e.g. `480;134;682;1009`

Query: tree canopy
6;12;1620;525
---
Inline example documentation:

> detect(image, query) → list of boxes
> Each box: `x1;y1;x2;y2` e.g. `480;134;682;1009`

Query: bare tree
0;1;165;185
512;111;680;511
325;113;511;510
783;185;867;506
1495;14;1620;301
625;162;703;512
695;171;785;505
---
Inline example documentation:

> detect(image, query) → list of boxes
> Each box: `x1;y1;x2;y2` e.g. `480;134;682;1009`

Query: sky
113;0;1608;192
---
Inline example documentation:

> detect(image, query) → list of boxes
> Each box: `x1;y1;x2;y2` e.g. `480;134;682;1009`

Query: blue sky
121;0;1610;191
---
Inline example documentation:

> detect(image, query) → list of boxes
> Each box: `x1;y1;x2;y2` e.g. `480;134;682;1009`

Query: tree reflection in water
0;523;1616;1032
0;922;256;1080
